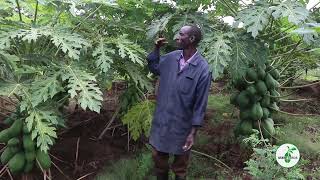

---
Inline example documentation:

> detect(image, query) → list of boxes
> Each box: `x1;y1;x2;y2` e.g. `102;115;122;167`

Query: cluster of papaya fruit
0;114;51;174
231;62;281;139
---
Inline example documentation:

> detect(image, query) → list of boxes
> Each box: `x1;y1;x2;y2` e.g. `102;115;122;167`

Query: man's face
175;26;192;49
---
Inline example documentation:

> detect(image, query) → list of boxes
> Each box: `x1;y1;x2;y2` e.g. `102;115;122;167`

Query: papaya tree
0;0;155;175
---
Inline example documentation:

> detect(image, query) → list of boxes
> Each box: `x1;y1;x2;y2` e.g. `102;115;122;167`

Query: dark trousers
151;147;190;177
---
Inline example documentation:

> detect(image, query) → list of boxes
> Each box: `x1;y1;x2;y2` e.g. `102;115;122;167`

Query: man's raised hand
155;37;168;49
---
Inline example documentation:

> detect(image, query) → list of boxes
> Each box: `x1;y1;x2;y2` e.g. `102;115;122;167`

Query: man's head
175;25;202;49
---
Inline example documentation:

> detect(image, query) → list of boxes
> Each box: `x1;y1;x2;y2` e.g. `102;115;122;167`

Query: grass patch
207;94;235;123
274;113;320;155
95;152;154;180
300;68;320;81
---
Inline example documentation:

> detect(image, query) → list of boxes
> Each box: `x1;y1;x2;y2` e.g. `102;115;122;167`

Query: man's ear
189;35;195;43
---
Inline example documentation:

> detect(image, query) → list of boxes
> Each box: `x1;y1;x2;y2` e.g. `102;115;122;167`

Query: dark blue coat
147;49;212;155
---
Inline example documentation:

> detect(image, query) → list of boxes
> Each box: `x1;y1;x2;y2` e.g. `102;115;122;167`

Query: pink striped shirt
179;51;198;71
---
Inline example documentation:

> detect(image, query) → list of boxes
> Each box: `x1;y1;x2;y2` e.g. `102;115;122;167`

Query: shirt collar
178;50;199;65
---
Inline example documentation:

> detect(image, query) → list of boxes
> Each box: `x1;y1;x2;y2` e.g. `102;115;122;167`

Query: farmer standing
147;25;212;180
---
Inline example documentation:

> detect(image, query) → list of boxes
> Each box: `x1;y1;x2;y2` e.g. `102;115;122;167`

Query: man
147;25;212;180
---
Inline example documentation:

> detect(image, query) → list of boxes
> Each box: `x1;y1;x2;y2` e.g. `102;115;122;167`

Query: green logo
284;146;297;163
276;144;300;168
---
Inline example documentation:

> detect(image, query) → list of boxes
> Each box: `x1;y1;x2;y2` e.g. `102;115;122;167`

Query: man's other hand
155;38;168;49
182;133;194;151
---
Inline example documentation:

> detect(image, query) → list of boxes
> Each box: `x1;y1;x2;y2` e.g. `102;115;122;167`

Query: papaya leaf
270;0;309;25
51;28;90;60
122;62;153;92
0;80;25;97
121;100;155;141
0;31;11;50
26;109;58;152
93;39;115;73
30;73;64;107
236;1;270;38
147;13;173;39
15;28;47;43
201;32;233;80
62;65;103;113
111;34;146;66
291;28;318;45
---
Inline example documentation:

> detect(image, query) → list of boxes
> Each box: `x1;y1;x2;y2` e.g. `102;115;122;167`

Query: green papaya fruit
240;109;252;120
23;135;35;152
270;68;280;80
8;138;20;147
246;85;257;96
36;150;51;170
261;118;275;138
262;108;270;119
246;68;258;82
257;66;266;79
239;120;253;135
0;129;11;143
25;151;35;162
1;148;15;164
8;152;25;174
23;125;30;134
250;103;263;120
237;91;250;109
7;119;23;137
255;80;268;95
270;90;280;102
269;102;279;112
261;93;271;107
265;73;276;90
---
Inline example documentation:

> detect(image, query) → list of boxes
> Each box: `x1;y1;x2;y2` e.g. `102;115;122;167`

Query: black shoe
175;175;186;180
156;172;168;180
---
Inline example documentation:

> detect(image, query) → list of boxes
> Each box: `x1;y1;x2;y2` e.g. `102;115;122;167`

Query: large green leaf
0;81;24;97
229;34;268;81
202;32;233;80
93;39;115;73
26;109;58;152
62;65;103;113
121;100;155;141
0;31;11;50
111;34;146;66
1;26;90;60
51;28;90;60
122;62;153;92
30;73;64;107
236;2;270;38
291;27;319;45
146;13;174;39
270;0;309;25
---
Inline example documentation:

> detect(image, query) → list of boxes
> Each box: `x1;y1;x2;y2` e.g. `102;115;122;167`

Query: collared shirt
179;51;198;71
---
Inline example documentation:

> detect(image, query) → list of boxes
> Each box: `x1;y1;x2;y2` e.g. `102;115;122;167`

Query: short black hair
186;25;202;46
